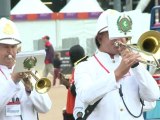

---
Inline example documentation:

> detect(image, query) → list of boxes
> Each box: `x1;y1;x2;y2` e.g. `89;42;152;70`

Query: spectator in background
53;52;62;86
42;35;54;79
60;45;88;120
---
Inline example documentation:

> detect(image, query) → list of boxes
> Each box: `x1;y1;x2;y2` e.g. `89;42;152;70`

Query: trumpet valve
114;42;120;47
114;41;125;47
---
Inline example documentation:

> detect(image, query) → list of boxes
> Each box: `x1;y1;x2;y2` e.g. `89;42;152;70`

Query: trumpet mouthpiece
8;55;16;63
114;42;119;47
114;41;123;47
8;55;13;59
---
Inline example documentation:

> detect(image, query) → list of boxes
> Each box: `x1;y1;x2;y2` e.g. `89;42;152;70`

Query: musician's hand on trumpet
10;54;51;94
11;70;33;90
21;72;33;93
10;54;35;93
120;48;141;67
11;72;24;83
114;41;141;80
11;72;33;93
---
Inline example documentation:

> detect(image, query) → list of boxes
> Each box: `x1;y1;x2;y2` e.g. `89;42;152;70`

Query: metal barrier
150;6;160;31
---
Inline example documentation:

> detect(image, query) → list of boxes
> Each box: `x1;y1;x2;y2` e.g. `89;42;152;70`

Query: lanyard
0;68;8;80
0;69;27;120
93;55;110;73
94;55;143;118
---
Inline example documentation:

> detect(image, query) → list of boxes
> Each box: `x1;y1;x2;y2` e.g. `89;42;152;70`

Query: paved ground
39;79;68;120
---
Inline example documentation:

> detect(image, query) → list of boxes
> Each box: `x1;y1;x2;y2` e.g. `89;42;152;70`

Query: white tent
10;0;103;53
58;0;103;55
11;0;53;14
60;0;103;13
11;0;55;52
13;21;56;52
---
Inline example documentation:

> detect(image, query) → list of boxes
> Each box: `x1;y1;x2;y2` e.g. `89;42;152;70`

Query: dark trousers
53;68;61;85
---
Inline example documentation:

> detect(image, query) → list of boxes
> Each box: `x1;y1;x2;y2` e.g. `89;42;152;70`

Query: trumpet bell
138;30;160;54
35;78;51;94
137;30;160;68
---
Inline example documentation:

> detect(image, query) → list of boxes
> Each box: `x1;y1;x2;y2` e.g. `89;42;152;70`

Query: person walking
42;35;54;79
0;17;52;120
74;9;160;120
53;52;62;86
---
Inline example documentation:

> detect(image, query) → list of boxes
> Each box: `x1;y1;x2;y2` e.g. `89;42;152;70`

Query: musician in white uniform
0;17;52;120
74;9;160;120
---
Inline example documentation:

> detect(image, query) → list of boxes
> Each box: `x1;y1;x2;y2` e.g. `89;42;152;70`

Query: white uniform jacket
74;51;160;120
0;65;52;120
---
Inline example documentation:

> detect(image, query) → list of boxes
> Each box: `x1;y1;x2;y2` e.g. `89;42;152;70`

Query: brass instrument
9;55;51;94
21;71;51;94
114;30;160;68
138;30;160;54
22;56;51;94
8;54;16;63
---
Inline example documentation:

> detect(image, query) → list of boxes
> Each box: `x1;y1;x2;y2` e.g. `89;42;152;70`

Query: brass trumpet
22;56;51;94
21;71;51;94
114;30;160;68
9;55;51;94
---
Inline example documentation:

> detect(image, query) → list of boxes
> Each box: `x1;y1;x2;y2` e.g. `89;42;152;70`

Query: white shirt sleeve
132;64;160;101
74;61;119;105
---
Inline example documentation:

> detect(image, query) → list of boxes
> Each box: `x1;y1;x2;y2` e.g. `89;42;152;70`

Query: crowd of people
0;7;160;120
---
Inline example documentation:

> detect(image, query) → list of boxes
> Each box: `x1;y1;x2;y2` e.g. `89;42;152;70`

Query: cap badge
117;14;132;35
3;23;15;35
23;56;37;70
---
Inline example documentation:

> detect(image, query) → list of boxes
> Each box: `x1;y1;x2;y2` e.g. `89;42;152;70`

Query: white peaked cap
96;9;120;35
0;17;21;45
